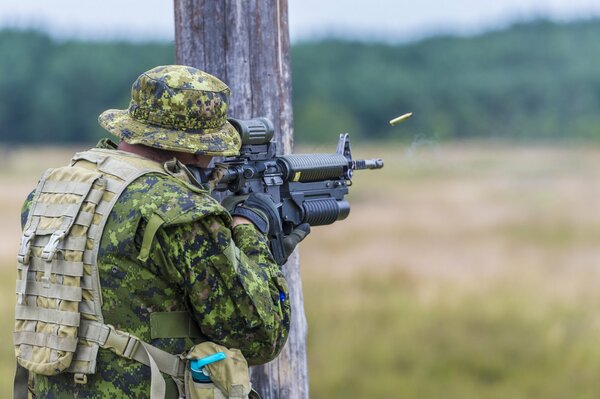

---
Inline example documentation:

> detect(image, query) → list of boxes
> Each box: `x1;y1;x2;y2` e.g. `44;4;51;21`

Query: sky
1;0;600;42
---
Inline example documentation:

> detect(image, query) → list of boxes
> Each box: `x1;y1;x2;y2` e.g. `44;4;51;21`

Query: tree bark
174;1;309;398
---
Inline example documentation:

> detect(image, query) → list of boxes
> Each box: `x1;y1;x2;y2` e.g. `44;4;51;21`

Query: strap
73;345;95;361
104;177;123;194
78;321;187;399
137;213;165;262
140;342;166;399
66;347;100;375
33;234;87;253
83;251;94;265
80;275;94;290
16;305;80;327
85;188;106;206
13;362;28;399
20;169;51;237
171;376;185;399
41;217;72;261
31;203;82;218
17;280;82;302
79;300;97;316
79;321;185;379
150;311;202;339
15;221;38;305
75;211;95;227
97;157;141;180
13;331;78;352
223;241;241;273
94;201;112;216
71;150;139;181
18;257;84;277
17;218;38;265
39;217;72;288
87;224;101;239
41;180;98;196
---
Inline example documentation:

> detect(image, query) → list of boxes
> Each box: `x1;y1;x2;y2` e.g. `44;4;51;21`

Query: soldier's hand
282;223;311;258
230;192;281;236
221;194;249;213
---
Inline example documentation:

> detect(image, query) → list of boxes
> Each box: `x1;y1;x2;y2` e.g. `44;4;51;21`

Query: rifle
212;117;384;265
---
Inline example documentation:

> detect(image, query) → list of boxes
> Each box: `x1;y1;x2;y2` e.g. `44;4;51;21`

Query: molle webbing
14;149;168;380
15;166;104;376
13;149;204;399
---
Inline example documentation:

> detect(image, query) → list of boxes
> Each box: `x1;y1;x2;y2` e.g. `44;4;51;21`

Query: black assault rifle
211;117;384;265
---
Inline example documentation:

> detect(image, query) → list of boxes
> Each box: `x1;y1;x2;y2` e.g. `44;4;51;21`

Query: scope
228;117;274;145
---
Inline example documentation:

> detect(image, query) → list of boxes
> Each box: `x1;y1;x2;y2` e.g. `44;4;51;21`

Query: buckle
17;230;35;265
74;373;88;385
104;325;140;360
17;294;26;305
41;229;66;262
176;354;187;378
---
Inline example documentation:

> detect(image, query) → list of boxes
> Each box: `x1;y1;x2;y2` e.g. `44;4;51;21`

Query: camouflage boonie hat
98;65;241;156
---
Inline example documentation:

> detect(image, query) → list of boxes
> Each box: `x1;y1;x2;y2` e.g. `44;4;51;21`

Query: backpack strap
79;320;186;399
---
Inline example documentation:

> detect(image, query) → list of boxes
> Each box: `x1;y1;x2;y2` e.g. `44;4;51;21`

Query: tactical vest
13;149;210;399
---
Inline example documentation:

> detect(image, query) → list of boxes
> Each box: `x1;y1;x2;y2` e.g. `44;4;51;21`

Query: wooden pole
174;1;309;398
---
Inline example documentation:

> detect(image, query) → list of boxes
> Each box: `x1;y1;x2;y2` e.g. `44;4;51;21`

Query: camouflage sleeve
20;191;35;228
157;215;291;365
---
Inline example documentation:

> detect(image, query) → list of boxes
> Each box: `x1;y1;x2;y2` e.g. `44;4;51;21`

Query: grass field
1;143;600;398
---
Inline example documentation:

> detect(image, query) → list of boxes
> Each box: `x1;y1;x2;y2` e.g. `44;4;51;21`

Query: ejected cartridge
389;112;413;126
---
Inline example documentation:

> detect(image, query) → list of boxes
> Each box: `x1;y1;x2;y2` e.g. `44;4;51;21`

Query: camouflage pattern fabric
99;65;242;156
23;140;290;398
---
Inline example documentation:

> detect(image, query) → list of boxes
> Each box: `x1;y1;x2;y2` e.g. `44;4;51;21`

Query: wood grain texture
174;1;308;398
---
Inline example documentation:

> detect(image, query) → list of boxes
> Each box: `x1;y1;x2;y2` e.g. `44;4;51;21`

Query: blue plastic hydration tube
190;352;227;383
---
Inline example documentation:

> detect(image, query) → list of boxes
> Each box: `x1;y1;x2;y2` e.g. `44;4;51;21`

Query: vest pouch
14;166;106;376
184;342;257;399
186;380;226;399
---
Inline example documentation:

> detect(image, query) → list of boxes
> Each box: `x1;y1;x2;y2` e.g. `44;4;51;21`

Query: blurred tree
2;19;600;144
0;30;173;144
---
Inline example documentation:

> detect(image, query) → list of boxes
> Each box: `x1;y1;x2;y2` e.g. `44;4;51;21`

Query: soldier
14;65;307;398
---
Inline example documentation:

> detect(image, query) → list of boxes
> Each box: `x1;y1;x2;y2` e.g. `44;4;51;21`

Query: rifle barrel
352;158;384;170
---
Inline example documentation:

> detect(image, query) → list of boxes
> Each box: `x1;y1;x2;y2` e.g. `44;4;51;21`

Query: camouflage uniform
19;66;291;398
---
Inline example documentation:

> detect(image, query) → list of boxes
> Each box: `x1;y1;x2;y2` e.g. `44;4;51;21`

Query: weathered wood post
174;1;309;398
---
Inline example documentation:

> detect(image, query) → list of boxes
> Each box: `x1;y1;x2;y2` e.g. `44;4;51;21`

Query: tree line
1;19;600;145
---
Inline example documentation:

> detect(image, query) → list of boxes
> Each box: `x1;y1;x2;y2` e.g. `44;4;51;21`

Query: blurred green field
1;143;600;398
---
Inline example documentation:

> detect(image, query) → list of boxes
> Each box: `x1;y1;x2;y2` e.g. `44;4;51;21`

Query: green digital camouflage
98;65;242;156
23;139;290;398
